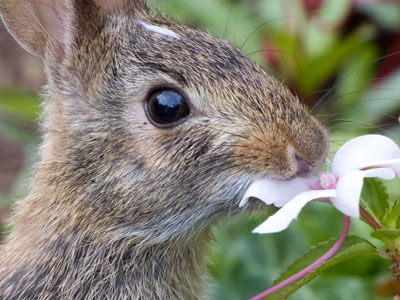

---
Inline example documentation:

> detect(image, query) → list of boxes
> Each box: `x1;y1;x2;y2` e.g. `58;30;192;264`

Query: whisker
225;4;234;39
311;51;400;113
246;49;299;60
239;9;321;50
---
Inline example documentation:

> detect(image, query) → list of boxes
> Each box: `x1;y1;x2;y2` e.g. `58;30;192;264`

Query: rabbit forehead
128;20;300;111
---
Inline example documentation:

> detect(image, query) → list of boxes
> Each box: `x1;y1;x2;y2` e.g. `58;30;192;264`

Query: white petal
368;157;400;177
332;135;400;177
252;189;337;234
363;167;397;180
239;177;314;208
333;168;396;218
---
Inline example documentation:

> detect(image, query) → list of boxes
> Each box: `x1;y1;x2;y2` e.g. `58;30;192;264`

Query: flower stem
390;256;400;296
249;215;351;300
359;205;382;230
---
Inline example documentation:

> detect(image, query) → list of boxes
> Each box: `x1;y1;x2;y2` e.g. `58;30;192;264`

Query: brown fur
0;0;329;299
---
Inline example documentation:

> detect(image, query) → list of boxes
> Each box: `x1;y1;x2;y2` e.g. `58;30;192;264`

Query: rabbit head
0;0;328;243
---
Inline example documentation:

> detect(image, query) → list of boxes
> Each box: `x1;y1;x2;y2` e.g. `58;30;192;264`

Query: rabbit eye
145;88;190;128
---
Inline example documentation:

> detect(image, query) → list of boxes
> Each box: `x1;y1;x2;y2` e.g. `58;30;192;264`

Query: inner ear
33;0;71;58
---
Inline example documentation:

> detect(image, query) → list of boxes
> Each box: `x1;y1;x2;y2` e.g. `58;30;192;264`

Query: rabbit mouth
239;175;314;209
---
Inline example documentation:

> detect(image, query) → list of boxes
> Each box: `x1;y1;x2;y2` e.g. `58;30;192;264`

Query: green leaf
383;201;400;229
371;229;400;250
264;236;376;300
360;178;390;226
371;229;400;242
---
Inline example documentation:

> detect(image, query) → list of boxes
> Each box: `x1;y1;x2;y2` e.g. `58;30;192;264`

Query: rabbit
0;0;329;299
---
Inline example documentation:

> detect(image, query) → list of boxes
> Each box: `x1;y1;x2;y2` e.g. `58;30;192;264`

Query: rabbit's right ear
0;0;147;60
0;0;71;59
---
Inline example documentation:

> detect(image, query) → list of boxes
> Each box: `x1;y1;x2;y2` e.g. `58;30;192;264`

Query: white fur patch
138;21;180;39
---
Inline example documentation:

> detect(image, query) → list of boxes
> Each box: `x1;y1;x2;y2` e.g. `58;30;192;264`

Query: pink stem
249;214;351;300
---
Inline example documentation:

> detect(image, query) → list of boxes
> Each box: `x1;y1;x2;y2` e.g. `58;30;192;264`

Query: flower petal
239;177;316;208
367;157;400;177
252;189;337;234
332;168;396;218
332;135;400;177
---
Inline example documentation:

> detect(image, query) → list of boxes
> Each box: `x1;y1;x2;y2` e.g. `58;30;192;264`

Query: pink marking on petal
306;180;322;190
319;172;337;190
249;215;351;300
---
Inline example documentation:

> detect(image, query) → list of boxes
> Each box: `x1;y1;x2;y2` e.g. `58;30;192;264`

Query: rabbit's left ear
0;0;147;61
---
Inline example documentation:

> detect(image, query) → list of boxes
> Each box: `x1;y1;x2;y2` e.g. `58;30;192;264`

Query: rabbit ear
0;0;147;60
0;0;79;61
0;0;71;58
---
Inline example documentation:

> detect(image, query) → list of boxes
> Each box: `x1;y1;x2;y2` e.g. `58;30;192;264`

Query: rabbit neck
0;211;211;299
0;168;212;300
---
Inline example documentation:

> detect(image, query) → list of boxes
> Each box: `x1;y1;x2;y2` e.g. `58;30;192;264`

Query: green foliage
361;178;390;226
297;32;368;95
359;2;400;30
0;87;40;121
371;229;400;248
384;201;400;229
265;236;377;300
208;212;309;300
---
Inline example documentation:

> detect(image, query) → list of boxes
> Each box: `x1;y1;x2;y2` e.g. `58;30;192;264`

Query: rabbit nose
295;155;313;177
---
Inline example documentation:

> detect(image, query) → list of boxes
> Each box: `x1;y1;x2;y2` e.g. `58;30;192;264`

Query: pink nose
295;155;313;177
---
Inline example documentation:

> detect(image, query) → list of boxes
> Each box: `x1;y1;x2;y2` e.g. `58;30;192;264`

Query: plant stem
359;205;382;230
390;256;400;296
249;215;351;300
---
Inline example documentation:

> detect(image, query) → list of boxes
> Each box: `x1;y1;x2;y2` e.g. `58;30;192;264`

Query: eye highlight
145;88;190;128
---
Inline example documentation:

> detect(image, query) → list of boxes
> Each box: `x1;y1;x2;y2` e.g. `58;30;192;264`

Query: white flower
240;135;400;234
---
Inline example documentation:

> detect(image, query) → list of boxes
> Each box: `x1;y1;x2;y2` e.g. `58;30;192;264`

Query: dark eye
145;88;190;128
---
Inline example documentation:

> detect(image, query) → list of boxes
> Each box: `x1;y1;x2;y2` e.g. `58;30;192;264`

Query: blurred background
1;0;400;299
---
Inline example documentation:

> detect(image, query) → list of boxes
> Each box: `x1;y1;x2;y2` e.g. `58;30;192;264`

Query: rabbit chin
241;196;271;211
